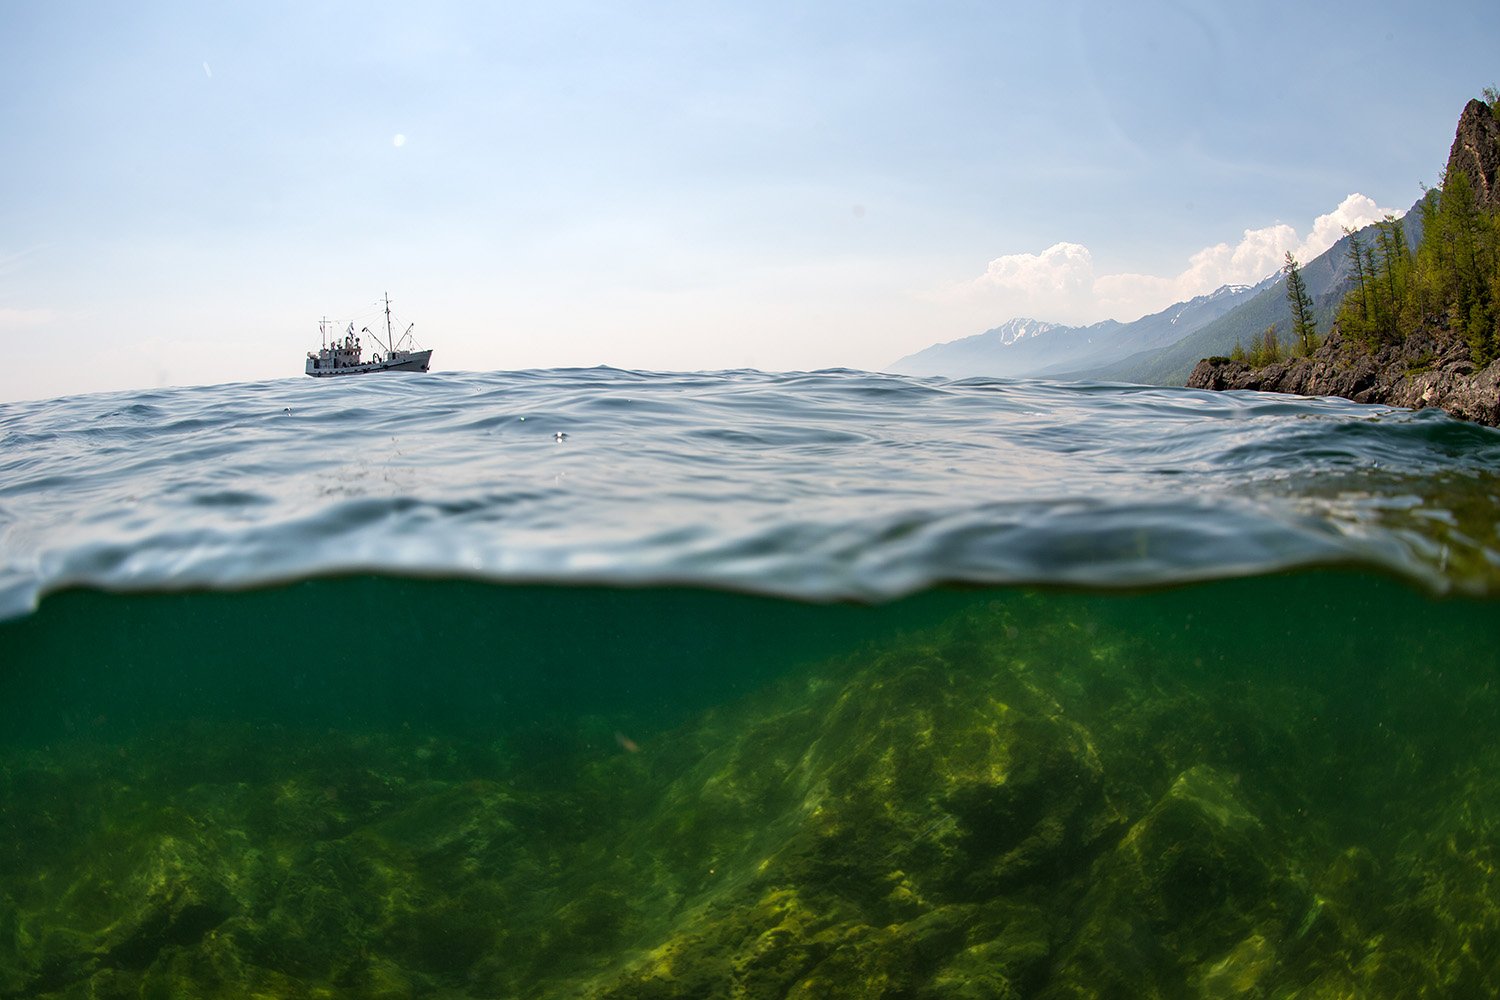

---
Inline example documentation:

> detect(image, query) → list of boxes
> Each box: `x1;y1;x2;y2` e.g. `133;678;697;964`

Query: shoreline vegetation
1190;94;1500;426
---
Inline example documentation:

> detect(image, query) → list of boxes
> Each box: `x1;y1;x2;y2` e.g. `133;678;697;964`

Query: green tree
1366;214;1413;343
1420;169;1499;363
1283;252;1319;354
1334;97;1500;366
1246;325;1285;367
1341;227;1373;344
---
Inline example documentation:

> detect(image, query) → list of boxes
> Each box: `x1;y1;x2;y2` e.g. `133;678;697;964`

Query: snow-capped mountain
888;281;1269;380
988;318;1059;346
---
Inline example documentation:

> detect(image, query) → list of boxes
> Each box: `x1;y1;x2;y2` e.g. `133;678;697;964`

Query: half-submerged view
306;294;433;378
3;362;1500;998
5;5;1500;995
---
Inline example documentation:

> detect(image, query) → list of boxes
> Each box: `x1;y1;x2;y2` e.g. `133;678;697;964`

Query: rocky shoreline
1187;326;1500;427
1190;96;1500;428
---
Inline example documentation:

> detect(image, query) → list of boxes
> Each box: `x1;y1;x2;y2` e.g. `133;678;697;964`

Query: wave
2;367;1498;619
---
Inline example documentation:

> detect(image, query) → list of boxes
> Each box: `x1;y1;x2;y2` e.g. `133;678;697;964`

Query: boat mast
384;292;394;355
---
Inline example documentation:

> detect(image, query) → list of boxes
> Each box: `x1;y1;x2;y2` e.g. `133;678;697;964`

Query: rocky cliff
1186;326;1500;425
1189;100;1500;426
1450;97;1500;210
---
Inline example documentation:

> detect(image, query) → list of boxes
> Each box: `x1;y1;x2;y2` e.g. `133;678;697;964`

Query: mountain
888;282;1263;379
1029;282;1270;378
1063;200;1427;385
889;318;1064;378
1187;98;1500;426
894;194;1428;387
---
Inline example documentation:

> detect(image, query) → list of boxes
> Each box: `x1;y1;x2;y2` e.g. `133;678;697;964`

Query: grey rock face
1187;327;1500;427
1448;98;1500;210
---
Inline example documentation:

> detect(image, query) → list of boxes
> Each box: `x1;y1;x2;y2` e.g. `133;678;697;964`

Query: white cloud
974;241;1095;298
961;193;1399;325
1293;193;1391;264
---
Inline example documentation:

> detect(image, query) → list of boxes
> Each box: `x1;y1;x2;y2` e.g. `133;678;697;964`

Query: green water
2;573;1498;998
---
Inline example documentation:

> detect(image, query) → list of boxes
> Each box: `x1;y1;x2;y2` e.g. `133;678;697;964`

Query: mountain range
889;201;1425;385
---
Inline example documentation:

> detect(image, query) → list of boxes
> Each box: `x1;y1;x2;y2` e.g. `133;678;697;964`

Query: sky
1;0;1497;402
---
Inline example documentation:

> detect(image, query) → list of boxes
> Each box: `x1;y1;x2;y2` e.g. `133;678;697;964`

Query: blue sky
1;1;1496;401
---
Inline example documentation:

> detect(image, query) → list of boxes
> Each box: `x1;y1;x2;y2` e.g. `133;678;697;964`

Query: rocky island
1189;97;1500;427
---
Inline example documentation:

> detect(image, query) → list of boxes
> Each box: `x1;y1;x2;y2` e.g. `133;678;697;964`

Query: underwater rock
1;814;238;997
1041;764;1299;998
918;903;1051;1000
98;836;235;969
579;628;1132;998
4;590;1500;997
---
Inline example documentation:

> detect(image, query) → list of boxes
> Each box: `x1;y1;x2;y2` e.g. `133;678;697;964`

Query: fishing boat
305;293;433;377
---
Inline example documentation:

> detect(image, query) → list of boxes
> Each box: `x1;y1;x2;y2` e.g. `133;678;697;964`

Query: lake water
3;368;1499;997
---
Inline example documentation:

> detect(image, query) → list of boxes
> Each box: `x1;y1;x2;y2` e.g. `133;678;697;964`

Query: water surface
2;368;1498;997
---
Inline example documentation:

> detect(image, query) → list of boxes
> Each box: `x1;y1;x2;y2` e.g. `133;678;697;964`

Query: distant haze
0;2;1494;402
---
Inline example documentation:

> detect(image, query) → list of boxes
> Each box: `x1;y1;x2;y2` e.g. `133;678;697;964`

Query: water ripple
1;367;1498;618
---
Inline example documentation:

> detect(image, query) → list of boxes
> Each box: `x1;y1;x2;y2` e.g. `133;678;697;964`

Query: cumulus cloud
974;242;1095;298
1293;193;1391;264
962;193;1399;324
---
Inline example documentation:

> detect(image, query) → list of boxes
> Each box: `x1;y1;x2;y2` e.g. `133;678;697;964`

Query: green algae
1;573;1499;997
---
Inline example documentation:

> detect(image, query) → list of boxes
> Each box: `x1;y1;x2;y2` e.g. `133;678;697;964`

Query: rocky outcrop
1448;98;1500;209
1187;326;1500;426
1188;99;1500;427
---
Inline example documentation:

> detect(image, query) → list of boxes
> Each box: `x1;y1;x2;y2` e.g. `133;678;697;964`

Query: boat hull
306;350;433;378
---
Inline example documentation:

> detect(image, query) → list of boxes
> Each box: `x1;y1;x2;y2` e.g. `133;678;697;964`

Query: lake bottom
2;572;1497;998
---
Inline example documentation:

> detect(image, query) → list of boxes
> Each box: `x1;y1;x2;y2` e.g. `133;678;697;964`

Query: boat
305;293;433;377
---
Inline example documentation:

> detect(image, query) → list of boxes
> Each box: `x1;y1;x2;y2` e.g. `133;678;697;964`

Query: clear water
2;368;1499;997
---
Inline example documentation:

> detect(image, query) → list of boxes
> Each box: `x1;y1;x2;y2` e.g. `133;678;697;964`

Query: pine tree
1247;325;1285;366
1423;169;1499;363
1367;220;1409;342
1342;228;1372;344
1283;252;1318;354
1333;99;1500;366
1377;214;1414;336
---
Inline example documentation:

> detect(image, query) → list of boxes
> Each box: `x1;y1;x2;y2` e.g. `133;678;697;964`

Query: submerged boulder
1043;765;1304;998
580;626;1134;998
4;824;237;998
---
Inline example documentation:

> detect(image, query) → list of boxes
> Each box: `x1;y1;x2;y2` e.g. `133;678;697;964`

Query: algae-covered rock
578;621;1133;997
3;590;1499;997
1041;764;1302;998
0;796;240;997
919;902;1050;999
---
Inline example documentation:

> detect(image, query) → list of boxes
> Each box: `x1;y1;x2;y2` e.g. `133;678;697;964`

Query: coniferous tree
1423;169;1499;363
1366;216;1413;343
1362;240;1383;337
1332;98;1500;366
1342;228;1373;344
1283;252;1318;354
1378;214;1413;337
1247;325;1285;366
